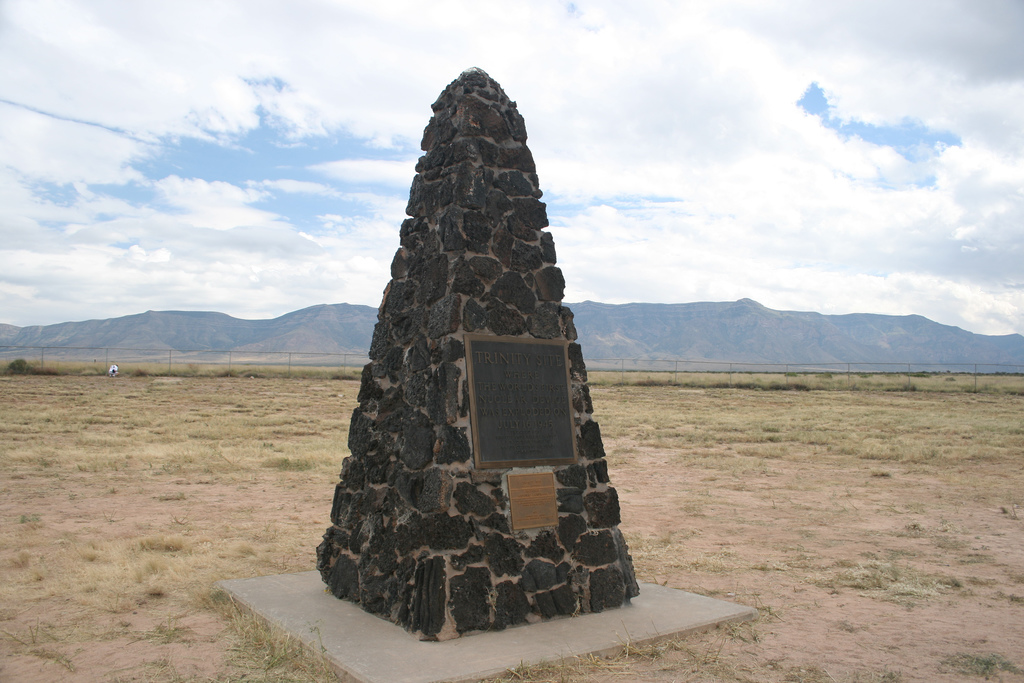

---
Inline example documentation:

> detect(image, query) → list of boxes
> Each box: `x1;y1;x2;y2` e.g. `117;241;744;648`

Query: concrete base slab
216;571;756;683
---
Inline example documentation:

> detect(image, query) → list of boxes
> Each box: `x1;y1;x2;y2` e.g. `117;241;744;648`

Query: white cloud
309;159;417;187
255;179;339;196
0;102;145;185
128;245;171;263
153;176;279;231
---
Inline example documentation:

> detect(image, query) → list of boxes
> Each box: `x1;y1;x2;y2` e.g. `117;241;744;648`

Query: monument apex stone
316;68;637;641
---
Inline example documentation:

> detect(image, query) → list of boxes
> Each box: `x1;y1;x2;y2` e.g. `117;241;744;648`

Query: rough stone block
452;258;485;297
491;271;536;313
527;302;562;339
398;469;453;514
468;255;501;281
327;553;359;601
535;266;565;301
613;528;641;599
436;425;471;464
556;487;584;513
409;556;447;637
573;384;594;415
572;530;618;566
558;513;588;550
587;459;610;484
428;293;462;339
462;298;489;332
425;512;474;550
511;241;543;273
495;170;535;197
511;197;548;229
493;580;530;630
478;512;511;534
525;529;565;563
400;412;434;470
463;211;492;253
555;464;588;490
449;566;492;633
523;559;559;591
533;590;557;618
579;420;606;460
540;231;556;263
584;488;621;528
589;566;626;613
451;544;485;571
427;362;461;425
453;481;497;517
550;583;578;615
357;363;382;402
484;533;525;577
347;410;376;461
486;301;527;336
492;226;513;267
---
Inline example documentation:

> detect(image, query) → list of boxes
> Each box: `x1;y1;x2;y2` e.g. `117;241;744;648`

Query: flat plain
1;376;1022;682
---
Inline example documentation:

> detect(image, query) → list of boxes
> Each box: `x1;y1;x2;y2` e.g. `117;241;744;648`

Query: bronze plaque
507;472;558;530
465;335;577;469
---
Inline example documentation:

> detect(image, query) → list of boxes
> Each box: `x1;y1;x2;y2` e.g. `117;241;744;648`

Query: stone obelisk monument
316;68;638;641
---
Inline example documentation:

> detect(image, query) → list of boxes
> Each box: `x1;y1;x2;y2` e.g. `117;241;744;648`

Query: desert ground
1;375;1022;682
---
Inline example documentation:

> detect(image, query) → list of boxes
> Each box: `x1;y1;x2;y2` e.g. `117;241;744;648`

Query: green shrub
6;359;31;375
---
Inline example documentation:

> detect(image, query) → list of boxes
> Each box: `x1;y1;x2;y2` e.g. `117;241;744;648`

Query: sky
1;1;1023;336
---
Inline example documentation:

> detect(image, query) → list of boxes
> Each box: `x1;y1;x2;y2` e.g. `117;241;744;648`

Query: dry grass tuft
136;534;191;553
217;599;336;682
940;652;1021;677
822;560;961;605
11;550;31;568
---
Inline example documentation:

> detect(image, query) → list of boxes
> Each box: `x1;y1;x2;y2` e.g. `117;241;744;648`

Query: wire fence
2;345;1023;391
582;357;1024;393
585;357;1024;378
0;345;369;376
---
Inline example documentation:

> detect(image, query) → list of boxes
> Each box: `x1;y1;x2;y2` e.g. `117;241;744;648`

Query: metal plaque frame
465;334;578;469
507;472;559;530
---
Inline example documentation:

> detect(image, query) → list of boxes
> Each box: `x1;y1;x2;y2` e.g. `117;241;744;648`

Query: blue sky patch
107;119;418;227
30;180;80;207
799;83;960;161
139;122;413;187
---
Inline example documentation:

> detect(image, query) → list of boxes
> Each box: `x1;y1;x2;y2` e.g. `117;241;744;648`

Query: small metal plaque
507;472;558;530
465;335;578;469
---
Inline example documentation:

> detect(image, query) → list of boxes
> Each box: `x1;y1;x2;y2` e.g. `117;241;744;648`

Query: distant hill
568;299;1024;365
2;299;1022;366
0;304;378;355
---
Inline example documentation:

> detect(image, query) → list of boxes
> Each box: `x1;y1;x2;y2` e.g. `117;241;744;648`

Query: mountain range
2;299;1023;366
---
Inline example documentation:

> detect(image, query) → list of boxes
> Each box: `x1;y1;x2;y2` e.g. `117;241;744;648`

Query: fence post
785;364;789;386
41;347;44;370
619;358;624;385
847;363;851;389
729;363;733;387
288;353;292;377
674;360;678;385
974;364;978;393
228;351;232;372
907;363;911;390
